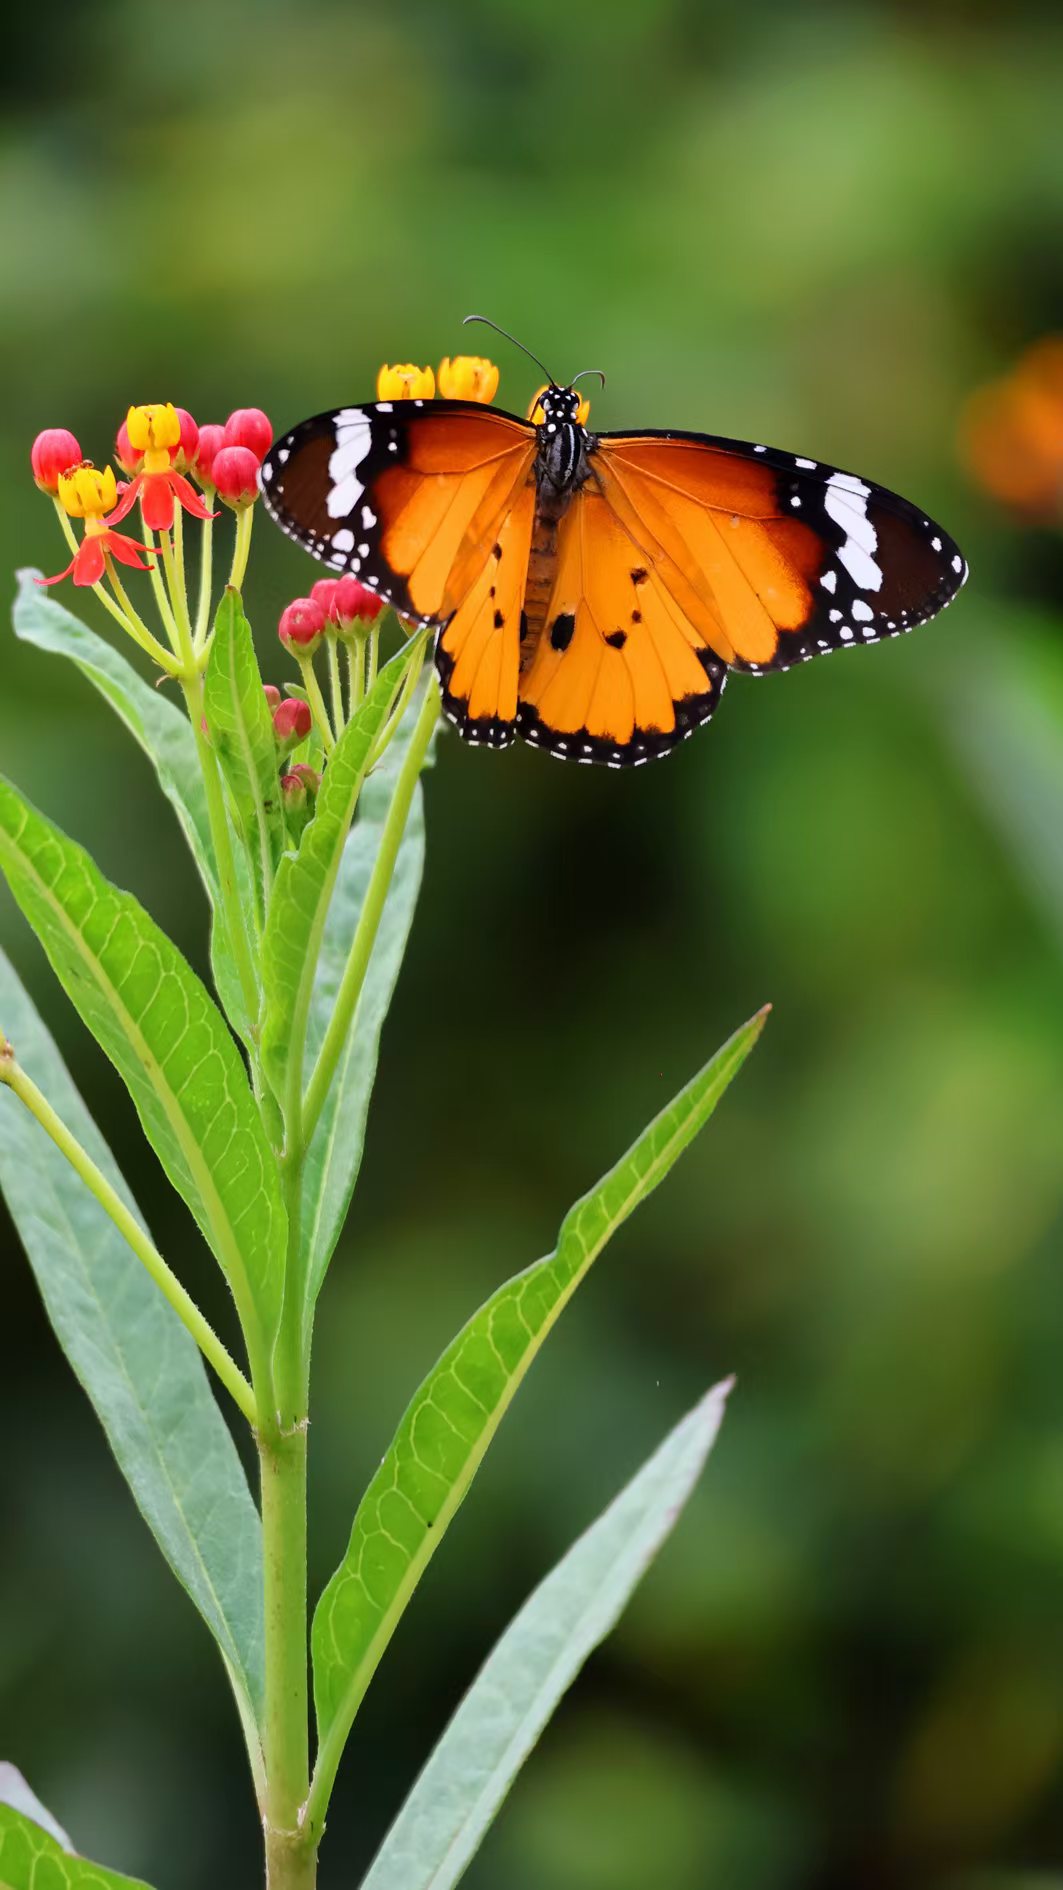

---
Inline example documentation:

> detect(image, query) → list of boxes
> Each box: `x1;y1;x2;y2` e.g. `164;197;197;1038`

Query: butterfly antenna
570;368;607;391
463;314;557;387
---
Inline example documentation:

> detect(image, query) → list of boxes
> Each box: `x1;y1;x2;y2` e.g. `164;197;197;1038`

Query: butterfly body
261;382;967;768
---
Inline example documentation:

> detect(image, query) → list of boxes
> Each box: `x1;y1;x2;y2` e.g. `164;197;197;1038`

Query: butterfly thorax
523;387;595;653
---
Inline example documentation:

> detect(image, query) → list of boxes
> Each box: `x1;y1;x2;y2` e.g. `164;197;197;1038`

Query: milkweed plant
0;368;767;1890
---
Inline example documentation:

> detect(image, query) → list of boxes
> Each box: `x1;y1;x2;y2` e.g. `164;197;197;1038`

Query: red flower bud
281;762;320;834
272;696;313;747
212;445;260;507
224;407;273;462
194;423;226;486
263;683;282;708
114;420;141;475
31;428;83;494
278;597;326;651
309;578;341;617
333;574;385;627
173;408;199;472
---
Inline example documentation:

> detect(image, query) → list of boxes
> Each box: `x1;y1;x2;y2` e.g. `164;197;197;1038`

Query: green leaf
310;1007;768;1782
0;948;264;1760
0;1802;153;1889
362;1380;731;1890
0;778;285;1376
260;640;420;1110
300;695;432;1307
203;590;285;924
12;569;245;1030
0;1764;72;1850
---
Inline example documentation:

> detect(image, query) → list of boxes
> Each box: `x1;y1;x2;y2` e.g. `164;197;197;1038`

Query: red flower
108;404;215;533
224;408;272;461
31;429;82;494
38;462;158;589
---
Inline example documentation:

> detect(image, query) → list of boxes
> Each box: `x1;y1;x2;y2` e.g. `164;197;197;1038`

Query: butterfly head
537;385;584;427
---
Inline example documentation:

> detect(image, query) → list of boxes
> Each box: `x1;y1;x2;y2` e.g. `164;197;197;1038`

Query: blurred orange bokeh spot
960;336;1063;519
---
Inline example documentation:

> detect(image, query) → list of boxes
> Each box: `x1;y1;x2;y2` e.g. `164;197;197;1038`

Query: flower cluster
30;402;273;673
960;336;1063;522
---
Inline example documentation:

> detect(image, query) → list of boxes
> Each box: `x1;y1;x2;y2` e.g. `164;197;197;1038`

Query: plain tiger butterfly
261;321;967;768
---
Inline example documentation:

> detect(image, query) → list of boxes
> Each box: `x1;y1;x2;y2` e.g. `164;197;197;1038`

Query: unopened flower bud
263;683;282;708
377;362;435;400
173;409;200;472
333;575;385;629
114;420;141;475
212;445;260;508
281;763;320;836
438;355;499;403
224;408;273;462
194;424;226;487
272;696;313;750
31;429;83;494
278;597;326;654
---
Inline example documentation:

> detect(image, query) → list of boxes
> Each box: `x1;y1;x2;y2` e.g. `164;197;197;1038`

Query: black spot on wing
605;629;627;649
493;608;505;629
549;611;576;652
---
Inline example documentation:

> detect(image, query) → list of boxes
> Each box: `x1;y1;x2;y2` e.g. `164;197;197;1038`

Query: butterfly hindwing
593;431;968;675
517;485;725;766
261;400;536;627
436;482;535;748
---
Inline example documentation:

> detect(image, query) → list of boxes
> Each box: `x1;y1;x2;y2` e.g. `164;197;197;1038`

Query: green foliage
0;1801;153;1889
0;776;285;1378
260;639;420;1117
310;1008;767;1783
11;572;244;1025
363;1381;731;1890
0;947;265;1755
203;589;286;925
300;688;432;1308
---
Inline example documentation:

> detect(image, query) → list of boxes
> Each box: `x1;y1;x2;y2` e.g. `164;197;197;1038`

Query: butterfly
260;338;967;768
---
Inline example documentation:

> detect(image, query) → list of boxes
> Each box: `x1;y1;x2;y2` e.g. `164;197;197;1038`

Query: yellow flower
57;462;118;519
528;384;591;426
377;363;436;401
126;403;182;469
438;355;499;403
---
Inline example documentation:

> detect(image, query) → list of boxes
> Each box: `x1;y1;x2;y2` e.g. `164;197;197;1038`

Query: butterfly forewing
593;431;967;675
260;400;536;627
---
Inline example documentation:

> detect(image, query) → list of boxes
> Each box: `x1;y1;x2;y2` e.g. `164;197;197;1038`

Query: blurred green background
4;2;1063;1886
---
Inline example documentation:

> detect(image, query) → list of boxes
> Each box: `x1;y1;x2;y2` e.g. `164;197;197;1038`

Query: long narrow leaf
0;1803;153;1889
261;640;421;1106
301;694;433;1305
362;1380;731;1890
203;590;285;923
311;1007;767;1781
12;570;245;1025
0;947;264;1749
0;778;285;1369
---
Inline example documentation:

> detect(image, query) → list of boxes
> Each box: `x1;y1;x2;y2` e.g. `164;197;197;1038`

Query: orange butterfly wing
593;430;966;674
261;400;535;627
436;480;535;748
517;486;725;765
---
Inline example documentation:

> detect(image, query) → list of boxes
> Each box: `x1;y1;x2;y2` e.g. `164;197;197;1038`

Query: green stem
327;636;345;735
147;535;183;655
301;677;440;1144
194;494;216;648
229;503;254;592
298;656;335;754
181;670;262;1032
103;558;181;670
367;644;425;770
260;1414;317;1889
342;638;364;714
0;1045;257;1425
